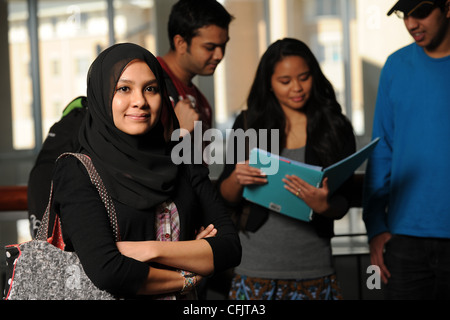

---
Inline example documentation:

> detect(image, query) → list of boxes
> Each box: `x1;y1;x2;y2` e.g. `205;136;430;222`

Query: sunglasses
394;1;437;19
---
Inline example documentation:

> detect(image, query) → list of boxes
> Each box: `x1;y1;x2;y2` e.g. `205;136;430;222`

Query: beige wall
356;0;412;136
219;0;267;118
357;0;411;67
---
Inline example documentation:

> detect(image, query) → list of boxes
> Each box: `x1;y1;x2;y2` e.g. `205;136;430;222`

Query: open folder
243;138;379;222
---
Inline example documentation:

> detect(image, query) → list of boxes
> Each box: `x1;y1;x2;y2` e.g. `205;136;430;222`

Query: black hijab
79;43;179;210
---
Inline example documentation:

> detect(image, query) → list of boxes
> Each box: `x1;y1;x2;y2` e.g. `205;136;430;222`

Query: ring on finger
295;188;301;197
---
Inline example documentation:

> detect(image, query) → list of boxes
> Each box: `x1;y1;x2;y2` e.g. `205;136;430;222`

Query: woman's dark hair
246;38;353;167
168;0;234;50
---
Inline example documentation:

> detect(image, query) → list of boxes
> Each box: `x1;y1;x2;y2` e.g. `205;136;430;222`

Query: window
113;0;156;51
8;0;33;150
316;0;340;16
38;1;110;137
51;58;61;76
75;56;90;76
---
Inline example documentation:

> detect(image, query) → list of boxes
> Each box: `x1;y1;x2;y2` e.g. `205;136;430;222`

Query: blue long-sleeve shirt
363;43;450;241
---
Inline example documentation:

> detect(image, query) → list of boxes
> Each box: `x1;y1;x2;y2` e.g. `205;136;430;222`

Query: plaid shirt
156;201;180;242
155;201;189;300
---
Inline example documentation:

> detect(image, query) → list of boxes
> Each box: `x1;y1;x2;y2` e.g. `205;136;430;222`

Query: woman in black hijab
52;43;241;298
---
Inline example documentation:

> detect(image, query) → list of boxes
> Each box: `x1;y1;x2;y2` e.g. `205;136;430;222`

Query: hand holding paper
283;175;330;214
243;138;379;222
234;160;267;186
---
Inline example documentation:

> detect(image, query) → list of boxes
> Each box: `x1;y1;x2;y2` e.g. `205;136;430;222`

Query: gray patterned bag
4;153;119;300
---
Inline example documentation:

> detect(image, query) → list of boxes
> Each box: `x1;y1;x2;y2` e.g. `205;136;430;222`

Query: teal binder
243;138;379;222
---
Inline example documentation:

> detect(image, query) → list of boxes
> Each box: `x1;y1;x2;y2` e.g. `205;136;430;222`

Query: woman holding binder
217;38;356;300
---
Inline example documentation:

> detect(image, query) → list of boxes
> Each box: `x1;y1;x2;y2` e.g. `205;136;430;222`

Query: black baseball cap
387;0;444;16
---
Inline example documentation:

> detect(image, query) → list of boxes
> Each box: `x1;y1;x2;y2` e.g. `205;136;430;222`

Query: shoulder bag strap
36;153;120;242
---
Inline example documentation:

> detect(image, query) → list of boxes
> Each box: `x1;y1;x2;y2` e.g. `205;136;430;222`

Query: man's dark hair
168;0;234;50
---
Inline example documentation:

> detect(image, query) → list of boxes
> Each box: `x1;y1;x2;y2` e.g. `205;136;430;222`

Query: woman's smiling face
112;59;162;135
270;55;313;113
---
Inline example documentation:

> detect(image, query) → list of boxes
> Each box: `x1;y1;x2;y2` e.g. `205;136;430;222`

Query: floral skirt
228;273;343;300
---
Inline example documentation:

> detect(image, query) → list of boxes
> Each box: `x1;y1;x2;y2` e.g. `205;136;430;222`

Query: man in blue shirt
363;0;450;299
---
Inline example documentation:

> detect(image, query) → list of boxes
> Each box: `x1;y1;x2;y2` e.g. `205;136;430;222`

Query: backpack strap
62;96;87;118
36;153;120;243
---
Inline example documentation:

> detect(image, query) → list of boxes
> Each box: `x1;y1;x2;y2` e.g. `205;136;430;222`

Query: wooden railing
0;186;28;212
0;173;365;214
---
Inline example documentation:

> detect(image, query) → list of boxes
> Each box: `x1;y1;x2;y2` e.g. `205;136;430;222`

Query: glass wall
3;0;413;242
7;0;412;153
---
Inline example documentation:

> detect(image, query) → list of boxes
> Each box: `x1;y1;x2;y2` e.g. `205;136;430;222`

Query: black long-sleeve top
52;156;241;297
